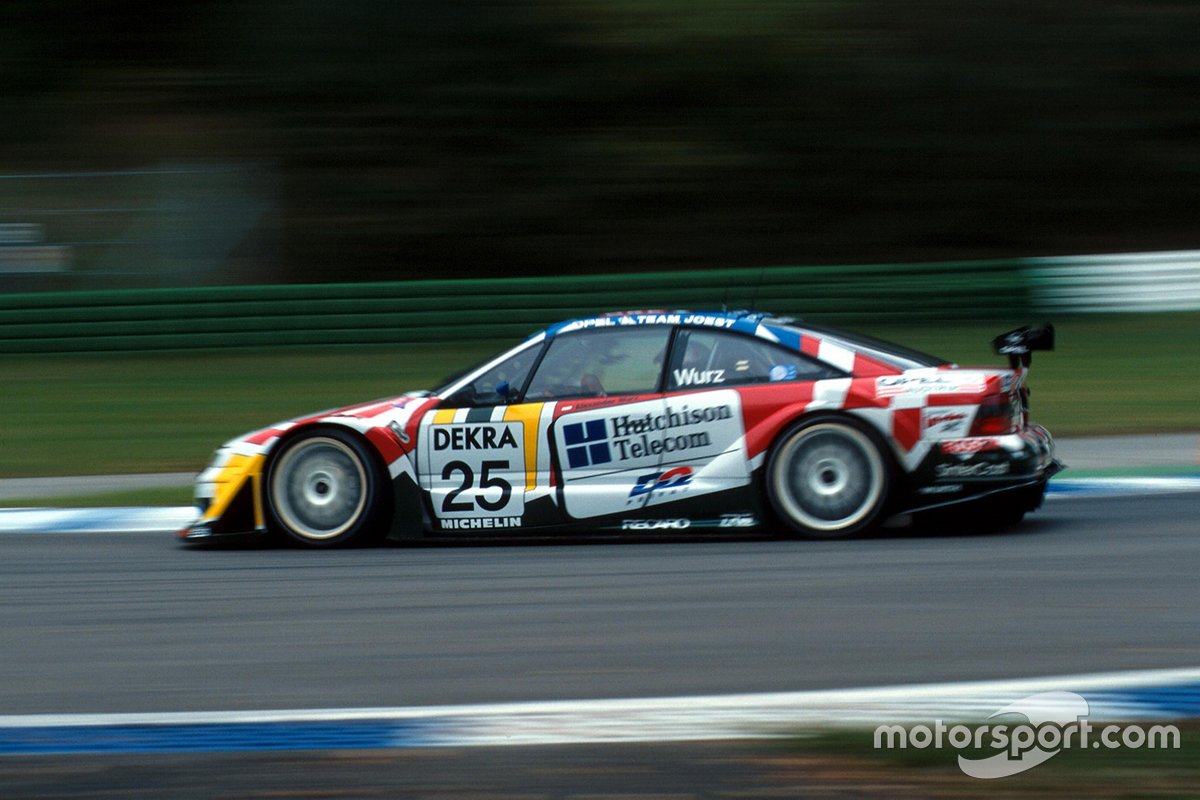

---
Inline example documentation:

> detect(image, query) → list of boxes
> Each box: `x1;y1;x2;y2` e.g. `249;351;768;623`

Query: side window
447;344;540;406
666;329;842;390
524;327;670;400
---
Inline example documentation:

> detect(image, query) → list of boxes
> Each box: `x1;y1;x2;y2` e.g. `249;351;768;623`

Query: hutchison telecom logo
562;420;611;468
561;404;732;469
873;691;1180;779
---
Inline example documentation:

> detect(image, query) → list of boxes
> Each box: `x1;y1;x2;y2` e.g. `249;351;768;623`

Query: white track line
0;506;196;533
1046;476;1200;498
2;667;1199;749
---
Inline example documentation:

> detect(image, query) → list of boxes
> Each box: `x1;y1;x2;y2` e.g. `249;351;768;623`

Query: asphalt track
0;492;1196;717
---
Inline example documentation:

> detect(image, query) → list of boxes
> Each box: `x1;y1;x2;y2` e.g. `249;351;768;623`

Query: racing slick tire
266;428;390;547
766;416;891;539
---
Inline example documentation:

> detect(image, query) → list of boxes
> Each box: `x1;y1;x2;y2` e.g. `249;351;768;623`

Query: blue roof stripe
542;309;795;348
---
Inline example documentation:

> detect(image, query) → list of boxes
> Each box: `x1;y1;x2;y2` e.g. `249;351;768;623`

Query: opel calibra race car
182;310;1060;547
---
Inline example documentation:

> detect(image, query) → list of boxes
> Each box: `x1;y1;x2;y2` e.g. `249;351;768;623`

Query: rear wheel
266;429;388;547
767;418;890;539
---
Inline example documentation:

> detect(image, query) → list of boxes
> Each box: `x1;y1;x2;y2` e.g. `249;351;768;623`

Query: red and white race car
183;310;1059;546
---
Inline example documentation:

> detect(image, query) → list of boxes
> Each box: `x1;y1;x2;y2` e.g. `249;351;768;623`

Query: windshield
434;338;545;397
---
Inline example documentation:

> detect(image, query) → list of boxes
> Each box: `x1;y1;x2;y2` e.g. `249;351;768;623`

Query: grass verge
0;313;1196;478
0;486;193;508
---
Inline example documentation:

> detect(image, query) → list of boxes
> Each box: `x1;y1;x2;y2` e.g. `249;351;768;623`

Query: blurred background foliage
2;0;1199;285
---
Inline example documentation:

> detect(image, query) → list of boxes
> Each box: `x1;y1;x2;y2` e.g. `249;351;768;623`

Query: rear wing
992;324;1055;369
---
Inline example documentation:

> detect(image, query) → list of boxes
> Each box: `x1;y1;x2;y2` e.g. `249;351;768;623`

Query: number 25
441;460;512;513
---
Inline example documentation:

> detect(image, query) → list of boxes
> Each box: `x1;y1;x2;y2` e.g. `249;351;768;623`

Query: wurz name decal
673;367;725;386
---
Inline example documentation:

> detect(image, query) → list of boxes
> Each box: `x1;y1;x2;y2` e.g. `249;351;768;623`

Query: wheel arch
262;421;397;546
267;420;382;459
762;409;905;485
760;409;903;537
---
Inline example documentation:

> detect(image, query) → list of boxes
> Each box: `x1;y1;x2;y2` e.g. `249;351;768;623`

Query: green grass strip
0;314;1196;478
0;486;194;509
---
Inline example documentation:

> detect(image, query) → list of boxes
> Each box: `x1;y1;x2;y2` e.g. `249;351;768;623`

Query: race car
182;310;1060;546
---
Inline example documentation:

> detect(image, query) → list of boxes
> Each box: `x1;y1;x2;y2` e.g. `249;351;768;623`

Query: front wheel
766;418;890;539
266;429;388;547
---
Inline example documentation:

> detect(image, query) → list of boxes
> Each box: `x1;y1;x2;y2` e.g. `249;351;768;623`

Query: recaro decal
621;518;691;531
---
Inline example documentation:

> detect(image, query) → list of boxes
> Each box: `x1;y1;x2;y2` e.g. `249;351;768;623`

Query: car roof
542;309;775;338
539;309;946;369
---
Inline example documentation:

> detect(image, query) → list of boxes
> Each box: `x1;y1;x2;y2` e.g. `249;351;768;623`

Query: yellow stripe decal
203;453;266;523
504;402;544;491
252;468;265;529
433;408;457;425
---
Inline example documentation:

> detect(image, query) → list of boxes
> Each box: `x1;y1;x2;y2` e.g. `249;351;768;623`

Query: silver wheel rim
772;423;885;532
271;436;368;541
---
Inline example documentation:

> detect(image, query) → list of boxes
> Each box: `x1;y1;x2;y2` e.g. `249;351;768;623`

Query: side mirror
444;386;477;407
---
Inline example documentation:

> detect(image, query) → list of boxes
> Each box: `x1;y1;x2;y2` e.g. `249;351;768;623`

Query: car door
419;340;551;532
524;325;673;521
644;327;819;513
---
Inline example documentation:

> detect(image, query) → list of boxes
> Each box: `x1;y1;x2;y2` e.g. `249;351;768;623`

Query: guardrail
3;250;1196;354
0;259;1032;354
1029;250;1200;313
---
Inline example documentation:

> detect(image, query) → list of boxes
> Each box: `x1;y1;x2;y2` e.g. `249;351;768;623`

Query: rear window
667;328;842;390
792;323;949;370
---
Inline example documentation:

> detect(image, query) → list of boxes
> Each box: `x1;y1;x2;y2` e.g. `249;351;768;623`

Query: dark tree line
3;1;1200;284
